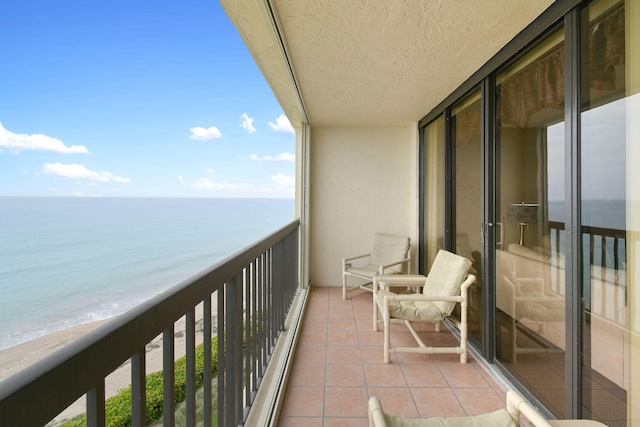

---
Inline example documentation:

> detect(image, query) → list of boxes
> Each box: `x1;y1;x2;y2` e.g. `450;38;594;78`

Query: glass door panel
451;92;483;342
495;28;567;417
423;116;446;272
580;0;636;424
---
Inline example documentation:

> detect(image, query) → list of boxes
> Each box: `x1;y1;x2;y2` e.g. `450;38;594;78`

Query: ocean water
0;197;294;351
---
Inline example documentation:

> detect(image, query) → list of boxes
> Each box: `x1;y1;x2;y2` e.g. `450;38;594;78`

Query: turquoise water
0;197;294;351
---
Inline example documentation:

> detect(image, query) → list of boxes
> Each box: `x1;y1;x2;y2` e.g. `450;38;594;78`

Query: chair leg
383;304;391;363
373;299;378;332
343;273;347;300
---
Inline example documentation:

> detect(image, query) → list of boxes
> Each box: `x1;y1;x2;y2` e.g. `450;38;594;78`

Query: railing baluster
203;295;212;427
132;348;146;427
244;264;252;421
186;308;196;427
217;288;225;427
258;254;265;378
87;381;105;427
234;272;244;424
163;326;175;427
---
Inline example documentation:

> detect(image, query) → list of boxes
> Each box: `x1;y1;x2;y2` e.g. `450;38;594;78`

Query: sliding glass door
494;28;568;417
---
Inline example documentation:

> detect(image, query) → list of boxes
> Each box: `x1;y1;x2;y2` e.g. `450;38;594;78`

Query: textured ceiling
272;0;555;127
221;0;555;128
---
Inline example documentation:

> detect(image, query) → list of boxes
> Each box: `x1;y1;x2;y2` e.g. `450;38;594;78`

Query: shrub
60;337;218;427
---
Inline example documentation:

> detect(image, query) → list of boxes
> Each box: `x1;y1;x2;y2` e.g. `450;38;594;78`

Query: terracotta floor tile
281;386;325;417
438;364;490;388
328;307;355;319
326;363;366;387
356;318;375;331
453;387;505;416
361;348;395;365
401;364;448;388
302;317;328;331
328;330;359;345
328;318;357;332
279;416;324;427
326;345;362;364
367;387;419;418
356;330;383;347
364;363;408;387
289;362;325;387
324;387;369;418
411;387;466;418
298;329;328;346
323;417;369;427
294;345;327;364
395;352;435;365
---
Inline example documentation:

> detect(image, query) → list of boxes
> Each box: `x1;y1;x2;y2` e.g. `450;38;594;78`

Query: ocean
0;197;294;351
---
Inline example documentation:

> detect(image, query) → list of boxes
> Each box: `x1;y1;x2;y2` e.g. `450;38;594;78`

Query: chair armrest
506;390;552;427
377;257;411;273
343;253;371;265
373;275;427;294
368;397;386;427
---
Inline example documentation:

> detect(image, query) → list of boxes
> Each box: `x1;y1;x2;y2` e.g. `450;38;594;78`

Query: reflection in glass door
580;1;636;424
495;28;567;417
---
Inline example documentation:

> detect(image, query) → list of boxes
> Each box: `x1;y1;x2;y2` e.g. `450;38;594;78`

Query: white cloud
190;177;237;190
42;162;131;183
189;126;222;141
270;173;295;187
0;122;89;154
240;113;257;134
267;114;294;135
205;168;214;175
250;152;295;162
178;175;185;184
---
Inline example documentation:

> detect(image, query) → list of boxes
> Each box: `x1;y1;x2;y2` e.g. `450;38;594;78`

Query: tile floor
278;286;508;426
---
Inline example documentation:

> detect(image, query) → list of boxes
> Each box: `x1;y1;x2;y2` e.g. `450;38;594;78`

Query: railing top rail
0;219;300;425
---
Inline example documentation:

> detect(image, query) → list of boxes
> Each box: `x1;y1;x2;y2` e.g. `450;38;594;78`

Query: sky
0;0;295;198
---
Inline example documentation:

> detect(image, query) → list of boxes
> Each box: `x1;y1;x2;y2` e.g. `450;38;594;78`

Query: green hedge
61;337;218;427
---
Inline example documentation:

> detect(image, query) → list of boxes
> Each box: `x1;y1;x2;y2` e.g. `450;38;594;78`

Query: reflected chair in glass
496;258;565;363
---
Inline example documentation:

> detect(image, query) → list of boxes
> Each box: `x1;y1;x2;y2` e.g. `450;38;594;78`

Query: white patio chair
368;390;609;427
342;233;411;299
373;250;475;363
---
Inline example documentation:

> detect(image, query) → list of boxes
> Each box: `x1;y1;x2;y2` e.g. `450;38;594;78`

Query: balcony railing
0;219;300;427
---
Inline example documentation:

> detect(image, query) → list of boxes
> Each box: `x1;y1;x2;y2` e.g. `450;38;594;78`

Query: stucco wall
309;126;417;286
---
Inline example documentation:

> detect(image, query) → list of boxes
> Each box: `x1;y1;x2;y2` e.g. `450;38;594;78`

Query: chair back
370;233;410;274
422;250;472;316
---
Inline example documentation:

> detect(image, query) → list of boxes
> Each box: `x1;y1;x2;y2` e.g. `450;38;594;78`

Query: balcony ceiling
222;0;555;127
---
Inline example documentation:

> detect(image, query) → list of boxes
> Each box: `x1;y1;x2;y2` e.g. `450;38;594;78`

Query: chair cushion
381;408;516;427
376;289;444;323
370;233;410;274
422;250;472;316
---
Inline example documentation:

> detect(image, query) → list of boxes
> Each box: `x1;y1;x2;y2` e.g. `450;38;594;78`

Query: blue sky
0;0;295;198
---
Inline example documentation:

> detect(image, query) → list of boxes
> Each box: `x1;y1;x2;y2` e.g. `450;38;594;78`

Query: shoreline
0;305;208;425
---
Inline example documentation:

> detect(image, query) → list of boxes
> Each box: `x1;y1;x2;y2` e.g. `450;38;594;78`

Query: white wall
309;125;417;286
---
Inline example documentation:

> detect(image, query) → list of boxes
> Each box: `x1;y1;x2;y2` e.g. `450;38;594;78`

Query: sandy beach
0;305;209;425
